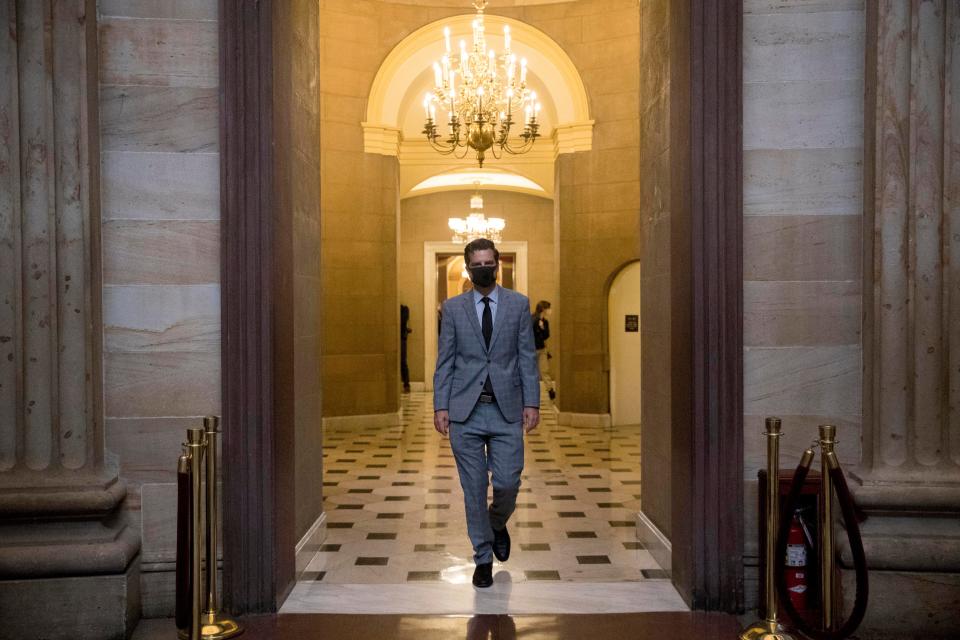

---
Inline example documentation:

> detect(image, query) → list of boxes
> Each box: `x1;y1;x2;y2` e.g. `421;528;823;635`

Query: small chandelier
449;183;505;243
423;0;541;168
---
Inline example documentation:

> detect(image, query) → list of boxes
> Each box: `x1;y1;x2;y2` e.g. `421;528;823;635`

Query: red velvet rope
775;457;869;640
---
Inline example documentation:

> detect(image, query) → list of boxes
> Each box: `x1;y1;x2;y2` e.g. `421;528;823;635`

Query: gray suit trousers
449;400;525;564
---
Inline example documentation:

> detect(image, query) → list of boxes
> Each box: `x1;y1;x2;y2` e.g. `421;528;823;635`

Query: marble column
852;1;960;635
0;1;139;638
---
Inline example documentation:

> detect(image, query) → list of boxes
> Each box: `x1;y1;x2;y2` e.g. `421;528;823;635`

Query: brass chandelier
448;182;505;244
422;0;541;167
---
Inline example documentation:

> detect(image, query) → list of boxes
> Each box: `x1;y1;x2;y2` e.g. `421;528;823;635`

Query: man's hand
522;407;540;433
434;409;450;436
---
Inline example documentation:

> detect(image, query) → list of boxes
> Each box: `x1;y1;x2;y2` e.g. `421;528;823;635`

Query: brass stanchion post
818;424;837;632
740;417;798;640
186;428;205;640
200;416;241;639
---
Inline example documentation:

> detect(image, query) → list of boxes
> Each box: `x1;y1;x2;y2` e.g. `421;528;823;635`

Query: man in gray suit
433;238;541;588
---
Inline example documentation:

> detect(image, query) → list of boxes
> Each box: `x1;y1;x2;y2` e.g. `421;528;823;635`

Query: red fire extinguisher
783;512;809;613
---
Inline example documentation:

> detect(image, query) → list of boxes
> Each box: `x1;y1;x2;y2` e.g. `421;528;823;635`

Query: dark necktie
481;297;493;348
482;297;494;394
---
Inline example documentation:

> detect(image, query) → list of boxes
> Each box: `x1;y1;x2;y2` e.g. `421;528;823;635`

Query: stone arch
363;13;593;158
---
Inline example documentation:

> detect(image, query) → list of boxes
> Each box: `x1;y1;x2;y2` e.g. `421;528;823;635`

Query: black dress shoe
492;525;511;562
472;562;493;588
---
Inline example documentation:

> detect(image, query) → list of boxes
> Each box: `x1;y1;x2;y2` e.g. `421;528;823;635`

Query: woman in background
532;300;555;401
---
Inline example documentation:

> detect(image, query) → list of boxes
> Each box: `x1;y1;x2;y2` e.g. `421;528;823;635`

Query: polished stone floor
303;391;655;586
279;391;686;614
133;612;741;640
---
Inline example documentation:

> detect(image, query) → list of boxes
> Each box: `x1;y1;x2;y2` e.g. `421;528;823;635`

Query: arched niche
362;12;593;162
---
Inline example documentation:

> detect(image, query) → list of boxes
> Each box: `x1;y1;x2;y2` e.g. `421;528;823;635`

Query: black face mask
469;265;497;288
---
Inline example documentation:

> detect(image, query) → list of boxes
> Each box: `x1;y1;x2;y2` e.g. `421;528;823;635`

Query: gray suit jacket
433;286;540;423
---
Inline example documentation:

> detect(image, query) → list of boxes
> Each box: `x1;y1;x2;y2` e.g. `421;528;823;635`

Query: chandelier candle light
423;0;541;167
449;182;505;244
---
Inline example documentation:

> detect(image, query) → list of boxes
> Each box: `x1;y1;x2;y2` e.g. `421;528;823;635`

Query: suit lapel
487;287;509;352
461;292;487;351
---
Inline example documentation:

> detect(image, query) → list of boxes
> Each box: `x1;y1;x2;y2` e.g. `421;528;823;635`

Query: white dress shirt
472;284;500;330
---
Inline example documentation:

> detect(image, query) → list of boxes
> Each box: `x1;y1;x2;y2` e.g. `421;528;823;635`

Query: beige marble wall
742;0;865;605
319;3;400;418
318;0;640;417
545;1;642;415
399;191;557;382
98;0;220;615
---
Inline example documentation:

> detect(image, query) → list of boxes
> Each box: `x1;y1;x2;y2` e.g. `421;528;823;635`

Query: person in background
400;304;412;393
532;300;555;401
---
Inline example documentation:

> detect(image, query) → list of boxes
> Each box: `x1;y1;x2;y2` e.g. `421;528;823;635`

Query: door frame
219;0;743;613
423;241;529;392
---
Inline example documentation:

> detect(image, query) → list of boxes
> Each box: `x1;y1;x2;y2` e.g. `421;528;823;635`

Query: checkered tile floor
300;391;663;584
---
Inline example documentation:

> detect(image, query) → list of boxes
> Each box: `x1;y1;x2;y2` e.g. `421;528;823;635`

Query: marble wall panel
98;1;224;603
744;10;864;83
103;284;220;353
569;36;640;72
318;10;380;44
140;483;177;564
743;78;863;150
744;0;863;14
102;151;220;221
594;91;644;123
320;94;367;124
98;0;218;20
100;86;218;153
743;214;861;281
106;417;201;486
580;64;641;97
741;414;862;483
743;280;861;346
743;345;861;416
581;7;639;40
532;16;583;45
99;18;218;88
102;221;219;285
743;148;862;216
322;380;389;416
104;351;220;418
741;0;866;610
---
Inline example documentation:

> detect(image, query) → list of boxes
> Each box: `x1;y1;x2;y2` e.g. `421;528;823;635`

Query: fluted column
0;2;138;637
851;2;960;635
861;0;960;491
0;0;124;511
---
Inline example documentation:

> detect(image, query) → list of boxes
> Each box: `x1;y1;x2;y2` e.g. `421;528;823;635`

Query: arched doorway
607;261;642;427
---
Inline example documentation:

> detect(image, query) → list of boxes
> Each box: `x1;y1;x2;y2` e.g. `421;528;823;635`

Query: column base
0;470;142;637
0;555;140;640
839;476;960;638
839;568;960;640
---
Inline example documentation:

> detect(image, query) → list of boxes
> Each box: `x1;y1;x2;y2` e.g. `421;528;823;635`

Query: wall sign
625;314;639;332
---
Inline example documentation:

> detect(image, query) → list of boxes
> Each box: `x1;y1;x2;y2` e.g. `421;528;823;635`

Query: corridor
283;392;683;614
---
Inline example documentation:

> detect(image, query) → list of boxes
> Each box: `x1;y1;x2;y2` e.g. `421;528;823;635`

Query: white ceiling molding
397;140;555;196
405;169;549;199
361;123;403;157
553;120;595;155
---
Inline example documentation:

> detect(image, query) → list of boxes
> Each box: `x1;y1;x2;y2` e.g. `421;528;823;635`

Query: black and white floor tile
300;390;661;585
